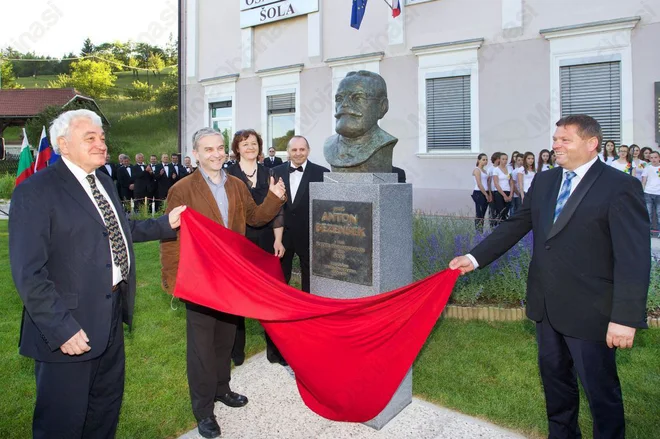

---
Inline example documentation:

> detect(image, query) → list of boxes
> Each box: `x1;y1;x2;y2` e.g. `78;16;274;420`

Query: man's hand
172;173;177;180
146;165;153;173
60;329;91;356
168;205;187;229
448;255;476;275
160;168;165;175
129;184;134;190
273;240;285;258
269;176;286;200
606;322;636;349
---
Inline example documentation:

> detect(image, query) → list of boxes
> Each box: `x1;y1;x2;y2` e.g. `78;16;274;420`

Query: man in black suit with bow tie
263;147;283;168
450;115;650;439
154;153;177;212
117;154;135;213
132;153;153;210
97;153;117;181
273;136;329;293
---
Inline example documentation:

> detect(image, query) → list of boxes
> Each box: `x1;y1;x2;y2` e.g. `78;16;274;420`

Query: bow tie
289;166;303;173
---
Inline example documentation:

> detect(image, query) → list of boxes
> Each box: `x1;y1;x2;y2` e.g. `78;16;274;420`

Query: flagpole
382;0;393;10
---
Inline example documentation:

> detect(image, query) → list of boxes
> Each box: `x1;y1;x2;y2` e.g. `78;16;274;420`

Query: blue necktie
553;171;577;223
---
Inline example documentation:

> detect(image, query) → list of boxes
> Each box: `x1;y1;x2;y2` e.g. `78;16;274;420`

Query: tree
80;38;95;56
147;53;165;78
52;59;116;98
128;57;140;78
1;61;23;89
155;67;178;110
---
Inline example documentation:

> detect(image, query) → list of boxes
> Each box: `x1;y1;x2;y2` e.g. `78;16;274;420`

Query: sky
0;0;178;58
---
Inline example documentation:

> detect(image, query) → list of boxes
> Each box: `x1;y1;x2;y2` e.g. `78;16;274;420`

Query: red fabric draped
173;209;459;422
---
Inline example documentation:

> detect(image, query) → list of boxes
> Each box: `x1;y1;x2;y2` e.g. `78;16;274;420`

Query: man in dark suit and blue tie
450;114;650;439
263;146;283;168
273;135;329;293
9;109;187;439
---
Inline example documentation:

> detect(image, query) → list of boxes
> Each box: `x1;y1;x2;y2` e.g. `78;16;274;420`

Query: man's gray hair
119;154;128;160
49;109;103;154
192;127;223;150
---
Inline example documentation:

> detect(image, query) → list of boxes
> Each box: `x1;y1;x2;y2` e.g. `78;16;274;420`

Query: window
267;92;295;151
413;39;482;155
426;75;471;150
560;62;621;145
210;100;232;146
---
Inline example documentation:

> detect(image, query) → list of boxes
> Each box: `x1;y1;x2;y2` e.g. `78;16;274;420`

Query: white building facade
179;0;660;213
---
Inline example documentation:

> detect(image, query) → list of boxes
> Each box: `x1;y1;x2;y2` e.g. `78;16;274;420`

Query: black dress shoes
232;356;245;366
215;391;249;408
197;416;221;438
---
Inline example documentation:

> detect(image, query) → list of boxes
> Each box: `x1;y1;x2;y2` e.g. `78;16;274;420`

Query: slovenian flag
351;0;368;30
392;0;401;17
15;128;34;187
34;126;52;172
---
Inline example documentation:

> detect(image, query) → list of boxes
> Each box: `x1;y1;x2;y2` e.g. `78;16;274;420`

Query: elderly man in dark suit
273;135;329;293
9;109;186;439
450;114;650;439
132;153;154;211
117;154;135;212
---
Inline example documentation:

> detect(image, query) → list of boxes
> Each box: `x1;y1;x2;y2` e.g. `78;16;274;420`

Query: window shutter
560;62;621;145
426;75;471;150
267;93;296;114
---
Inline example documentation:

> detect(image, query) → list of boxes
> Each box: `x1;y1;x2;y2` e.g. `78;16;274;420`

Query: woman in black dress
226;129;287;366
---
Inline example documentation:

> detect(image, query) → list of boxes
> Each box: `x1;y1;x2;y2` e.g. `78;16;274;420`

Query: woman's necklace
241;162;257;178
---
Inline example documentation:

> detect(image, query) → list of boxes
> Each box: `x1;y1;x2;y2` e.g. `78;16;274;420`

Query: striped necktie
553;171;577;223
86;175;129;280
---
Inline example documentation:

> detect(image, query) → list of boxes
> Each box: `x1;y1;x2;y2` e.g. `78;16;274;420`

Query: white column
241;27;253;70
502;0;523;30
185;0;197;78
307;11;322;59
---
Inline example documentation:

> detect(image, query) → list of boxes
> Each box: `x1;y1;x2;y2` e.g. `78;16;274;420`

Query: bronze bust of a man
323;71;398;173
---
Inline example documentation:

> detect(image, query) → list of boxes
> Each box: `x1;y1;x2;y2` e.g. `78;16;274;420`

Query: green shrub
0;173;14;199
155;68;178;110
126;80;155;101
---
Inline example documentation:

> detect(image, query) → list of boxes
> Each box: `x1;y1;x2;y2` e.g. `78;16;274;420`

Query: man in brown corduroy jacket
161;127;286;439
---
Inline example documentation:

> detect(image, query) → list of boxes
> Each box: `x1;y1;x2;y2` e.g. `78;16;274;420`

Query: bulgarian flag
15;128;35;186
34;126;52;172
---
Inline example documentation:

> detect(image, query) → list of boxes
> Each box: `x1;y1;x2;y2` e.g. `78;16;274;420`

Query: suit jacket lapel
541;170;563;240
292;163;312;210
547;160;604;240
54;160;105;226
192;171;224;226
282;167;293;209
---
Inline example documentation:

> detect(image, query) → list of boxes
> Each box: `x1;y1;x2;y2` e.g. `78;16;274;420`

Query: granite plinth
309;172;413;429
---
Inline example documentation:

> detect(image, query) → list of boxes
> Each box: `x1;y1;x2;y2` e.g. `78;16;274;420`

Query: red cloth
173;209;459;422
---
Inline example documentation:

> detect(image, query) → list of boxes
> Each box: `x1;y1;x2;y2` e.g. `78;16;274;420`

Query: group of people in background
98;151;197;213
472;141;660;233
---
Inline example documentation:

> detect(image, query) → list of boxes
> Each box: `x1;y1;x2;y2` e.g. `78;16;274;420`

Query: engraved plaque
312;200;373;286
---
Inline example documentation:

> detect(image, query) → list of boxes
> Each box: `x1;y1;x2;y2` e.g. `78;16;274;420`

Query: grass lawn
1;219;658;438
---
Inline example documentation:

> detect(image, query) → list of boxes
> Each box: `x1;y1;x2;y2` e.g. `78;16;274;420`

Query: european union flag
351;0;368;30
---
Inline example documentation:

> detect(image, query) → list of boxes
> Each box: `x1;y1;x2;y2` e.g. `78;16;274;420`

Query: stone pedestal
309;172;413;430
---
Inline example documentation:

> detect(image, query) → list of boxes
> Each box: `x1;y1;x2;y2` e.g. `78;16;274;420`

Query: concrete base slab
177;352;528;439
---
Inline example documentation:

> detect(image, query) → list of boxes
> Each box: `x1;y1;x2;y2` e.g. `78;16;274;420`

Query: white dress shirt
466;156;599;269
162;163;169;176
104;163;113;176
63;156;131;286
290;160;307;202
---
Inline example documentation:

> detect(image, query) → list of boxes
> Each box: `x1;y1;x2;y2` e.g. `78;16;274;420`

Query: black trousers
231;319;283;362
33;286;124;439
280;234;310;293
493;191;511;223
472;191;489;233
186;303;237;421
536;315;624;439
